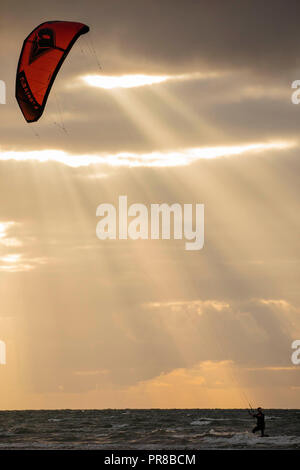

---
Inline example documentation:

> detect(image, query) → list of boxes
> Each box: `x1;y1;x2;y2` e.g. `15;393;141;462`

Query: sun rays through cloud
83;74;170;89
1;0;300;412
0;142;293;168
81;72;221;89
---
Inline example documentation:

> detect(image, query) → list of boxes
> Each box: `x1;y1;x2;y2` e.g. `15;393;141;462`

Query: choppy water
0;409;299;449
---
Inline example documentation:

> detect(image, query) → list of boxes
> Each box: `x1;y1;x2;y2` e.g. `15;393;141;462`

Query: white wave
202;430;300;448
191;417;234;425
112;423;128;429
190;420;212;426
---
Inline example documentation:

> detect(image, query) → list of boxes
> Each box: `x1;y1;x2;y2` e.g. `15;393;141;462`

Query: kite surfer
248;407;265;437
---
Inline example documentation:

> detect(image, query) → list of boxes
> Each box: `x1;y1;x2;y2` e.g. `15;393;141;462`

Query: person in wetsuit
249;407;265;437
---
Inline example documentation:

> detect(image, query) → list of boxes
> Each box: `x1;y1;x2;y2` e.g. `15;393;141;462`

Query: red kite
16;21;89;122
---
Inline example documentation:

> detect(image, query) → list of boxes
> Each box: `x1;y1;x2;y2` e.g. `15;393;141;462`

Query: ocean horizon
0;408;299;450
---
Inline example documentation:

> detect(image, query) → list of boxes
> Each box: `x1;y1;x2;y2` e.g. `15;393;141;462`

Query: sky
0;0;300;409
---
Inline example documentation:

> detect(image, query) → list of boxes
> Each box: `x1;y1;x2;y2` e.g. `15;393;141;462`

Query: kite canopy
16;20;89;123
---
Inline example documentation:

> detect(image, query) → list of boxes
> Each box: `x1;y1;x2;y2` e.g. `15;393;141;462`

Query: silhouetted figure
249;407;265;437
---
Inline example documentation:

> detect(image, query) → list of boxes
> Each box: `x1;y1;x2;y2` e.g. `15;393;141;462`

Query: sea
0;409;299;450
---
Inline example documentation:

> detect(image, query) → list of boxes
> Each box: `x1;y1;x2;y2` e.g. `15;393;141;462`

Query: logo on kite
29;28;56;64
16;20;89;123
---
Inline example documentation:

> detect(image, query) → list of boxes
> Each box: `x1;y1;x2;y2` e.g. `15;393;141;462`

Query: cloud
3;0;300;77
81;72;220;89
83;74;171;89
0;0;300;409
0;141;293;168
144;299;230;314
0;222;22;247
